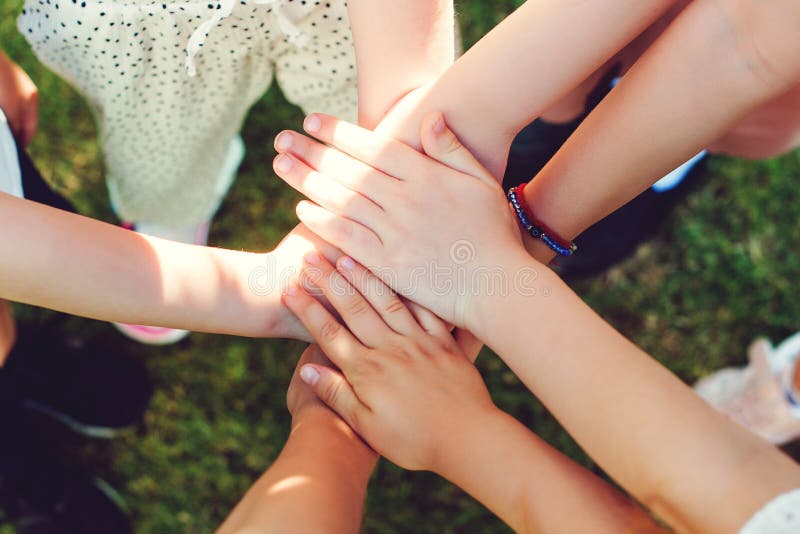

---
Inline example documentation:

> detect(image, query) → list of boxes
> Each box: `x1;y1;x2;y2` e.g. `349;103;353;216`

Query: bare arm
525;0;800;254
270;0;677;323
218;346;376;533
270;113;800;532
281;255;663;533
373;0;677;177
0;192;308;339
348;0;455;129
474;254;800;532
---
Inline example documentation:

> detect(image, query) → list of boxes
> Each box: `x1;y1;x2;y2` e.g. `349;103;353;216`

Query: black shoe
502;66;706;279
2;472;133;534
3;324;152;438
0;382;133;534
0;431;132;534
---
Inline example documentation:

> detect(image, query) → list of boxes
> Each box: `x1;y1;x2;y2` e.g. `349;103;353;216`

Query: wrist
214;249;282;337
509;183;576;259
507;201;559;265
523;179;582;244
290;405;378;477
464;246;549;340
430;404;519;484
224;249;309;339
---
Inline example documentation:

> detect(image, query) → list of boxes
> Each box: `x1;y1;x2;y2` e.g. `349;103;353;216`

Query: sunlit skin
0;1;455;343
278;252;662;533
523;0;800;259
272;112;800;532
217;345;376;534
4;0;800;348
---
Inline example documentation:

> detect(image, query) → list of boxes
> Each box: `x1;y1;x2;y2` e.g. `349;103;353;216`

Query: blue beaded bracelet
508;185;577;257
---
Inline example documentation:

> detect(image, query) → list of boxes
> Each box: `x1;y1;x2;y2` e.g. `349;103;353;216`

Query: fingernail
274;154;292;173
304;251;320;265
300;365;320;386
304;114;321;133
339;256;356;271
432;113;446;135
275;132;293;151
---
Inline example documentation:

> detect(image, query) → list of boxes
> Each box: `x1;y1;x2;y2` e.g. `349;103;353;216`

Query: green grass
2;0;799;532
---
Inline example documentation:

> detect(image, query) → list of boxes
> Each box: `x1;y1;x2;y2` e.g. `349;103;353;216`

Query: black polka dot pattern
18;0;357;226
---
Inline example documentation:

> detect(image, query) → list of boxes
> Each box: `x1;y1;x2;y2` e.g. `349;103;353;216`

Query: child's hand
285;344;334;423
273;112;526;328
266;223;345;342
0;51;38;147
282;251;497;472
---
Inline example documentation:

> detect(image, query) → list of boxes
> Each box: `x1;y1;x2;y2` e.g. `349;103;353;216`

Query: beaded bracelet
508;183;577;257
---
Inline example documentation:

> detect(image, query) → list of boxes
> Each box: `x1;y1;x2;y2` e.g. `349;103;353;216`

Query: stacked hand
272;111;526;330
282;250;496;472
274;111;529;469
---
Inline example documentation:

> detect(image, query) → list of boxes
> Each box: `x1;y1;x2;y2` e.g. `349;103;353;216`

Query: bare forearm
526;0;800;240
436;406;662;533
0;193;283;337
375;0;676;178
217;406;375;534
469;250;800;531
349;0;455;129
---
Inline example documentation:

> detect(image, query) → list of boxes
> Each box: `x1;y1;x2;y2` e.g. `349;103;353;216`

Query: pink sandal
113;323;190;346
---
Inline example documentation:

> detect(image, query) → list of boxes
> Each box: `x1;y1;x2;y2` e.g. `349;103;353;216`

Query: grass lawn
2;1;799;532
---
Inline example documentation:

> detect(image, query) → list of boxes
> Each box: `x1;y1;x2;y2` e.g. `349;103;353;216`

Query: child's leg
0;300;15;366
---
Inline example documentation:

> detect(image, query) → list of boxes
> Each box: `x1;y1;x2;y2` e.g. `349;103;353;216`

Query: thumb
419;111;497;186
300;364;367;431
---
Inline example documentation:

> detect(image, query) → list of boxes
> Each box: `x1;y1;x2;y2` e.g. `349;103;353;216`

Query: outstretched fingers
295;200;384;269
300;251;414;347
274;129;399;207
334;255;426;338
302;113;437;183
273;152;384;231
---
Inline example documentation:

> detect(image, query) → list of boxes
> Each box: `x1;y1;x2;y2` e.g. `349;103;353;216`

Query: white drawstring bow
185;0;308;76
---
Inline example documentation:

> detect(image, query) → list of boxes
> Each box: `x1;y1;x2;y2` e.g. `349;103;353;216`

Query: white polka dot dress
18;0;357;228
